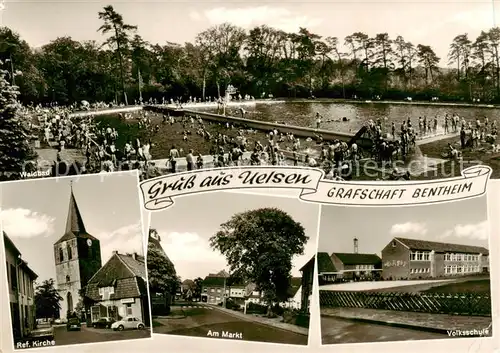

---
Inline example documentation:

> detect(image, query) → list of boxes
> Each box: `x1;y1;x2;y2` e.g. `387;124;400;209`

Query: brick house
381;237;490;280
4;232;38;342
330;253;382;280
85;252;150;326
200;275;248;304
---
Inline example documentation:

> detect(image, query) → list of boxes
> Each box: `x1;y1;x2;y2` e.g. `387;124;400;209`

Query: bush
246;302;268;314
295;313;310;328
272;305;285;316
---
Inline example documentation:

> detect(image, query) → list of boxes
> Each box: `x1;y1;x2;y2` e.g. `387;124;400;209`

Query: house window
126;303;133;316
392;240;396;247
67;245;72;260
210;288;215;292
66;275;70;283
216;288;221;293
10;264;17;291
59;248;64;262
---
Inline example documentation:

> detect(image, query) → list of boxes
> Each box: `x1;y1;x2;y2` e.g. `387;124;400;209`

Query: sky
150;190;319;280
318;195;489;256
1;0;499;67
0;171;146;284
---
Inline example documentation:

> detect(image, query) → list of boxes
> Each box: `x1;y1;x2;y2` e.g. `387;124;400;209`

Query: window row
444;253;480;262
355;264;375;270
6;261;34;296
444;265;480;274
410;251;431;261
410;268;430;274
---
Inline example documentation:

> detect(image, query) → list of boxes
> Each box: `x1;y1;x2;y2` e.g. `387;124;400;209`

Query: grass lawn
95;112;319;160
419;136;499;178
152;320;164;327
423;279;491;294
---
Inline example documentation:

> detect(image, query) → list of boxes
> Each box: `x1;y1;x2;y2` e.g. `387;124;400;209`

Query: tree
209;208;308;315
417;44;440;84
147;242;177;296
0;64;37;181
192;277;203;300
98;5;137;105
34;279;63;319
449;34;472;81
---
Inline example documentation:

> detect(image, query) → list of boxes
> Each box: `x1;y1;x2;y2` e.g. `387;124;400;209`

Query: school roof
85;252;148;302
394;237;489;255
317;252;337;273
332;253;382;265
54;187;97;245
3;232;38;280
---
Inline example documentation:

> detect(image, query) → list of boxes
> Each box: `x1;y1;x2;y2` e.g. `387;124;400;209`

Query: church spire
65;181;86;234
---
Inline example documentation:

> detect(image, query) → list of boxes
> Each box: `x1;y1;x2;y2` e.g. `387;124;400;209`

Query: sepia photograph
316;196;492;344
1;1;500;182
0;171;151;349
146;191;317;345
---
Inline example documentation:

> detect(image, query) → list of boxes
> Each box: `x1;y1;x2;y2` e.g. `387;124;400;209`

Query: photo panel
0;171;152;350
2;1;500;184
316;196;492;345
146;190;319;346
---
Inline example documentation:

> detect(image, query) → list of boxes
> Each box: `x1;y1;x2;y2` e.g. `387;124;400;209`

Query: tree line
2;5;500;105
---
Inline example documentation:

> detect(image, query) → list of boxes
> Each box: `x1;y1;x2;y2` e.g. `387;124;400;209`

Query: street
53;324;151;346
153;306;307;345
321;316;446;344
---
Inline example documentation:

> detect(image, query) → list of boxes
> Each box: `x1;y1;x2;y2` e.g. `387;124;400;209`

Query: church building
53;183;102;320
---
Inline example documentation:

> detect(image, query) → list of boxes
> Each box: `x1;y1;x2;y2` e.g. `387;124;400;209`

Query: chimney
353;238;359;254
132;253;137;260
112;250;118;255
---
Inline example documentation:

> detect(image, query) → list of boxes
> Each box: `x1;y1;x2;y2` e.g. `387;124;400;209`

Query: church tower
54;182;102;320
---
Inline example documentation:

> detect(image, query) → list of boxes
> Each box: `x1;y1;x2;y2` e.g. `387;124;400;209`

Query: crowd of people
14;99;500;181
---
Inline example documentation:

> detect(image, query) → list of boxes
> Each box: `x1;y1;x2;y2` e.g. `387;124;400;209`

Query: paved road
321;316;446;344
154;306;307;345
53;324;151;346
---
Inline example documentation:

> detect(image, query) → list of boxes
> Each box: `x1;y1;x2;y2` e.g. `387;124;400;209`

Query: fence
319;290;491;316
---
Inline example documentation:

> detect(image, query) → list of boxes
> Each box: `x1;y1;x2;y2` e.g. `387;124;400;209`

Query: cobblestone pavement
321;308;492;333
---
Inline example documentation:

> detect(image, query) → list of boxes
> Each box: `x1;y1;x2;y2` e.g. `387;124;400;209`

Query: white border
146;188;320;348
0;170;154;351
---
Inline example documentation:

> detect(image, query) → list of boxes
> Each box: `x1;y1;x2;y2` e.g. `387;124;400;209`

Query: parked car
111;317;145;331
92;317;115;329
31;319;54;340
66;317;81;331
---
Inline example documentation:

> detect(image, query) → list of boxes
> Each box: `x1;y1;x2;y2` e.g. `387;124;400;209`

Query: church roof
55;184;97;245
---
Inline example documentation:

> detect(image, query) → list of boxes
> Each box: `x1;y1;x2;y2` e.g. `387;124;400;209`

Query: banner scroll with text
139;165;492;212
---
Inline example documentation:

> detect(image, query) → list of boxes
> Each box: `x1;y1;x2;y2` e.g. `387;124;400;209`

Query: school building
381;237;489;280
